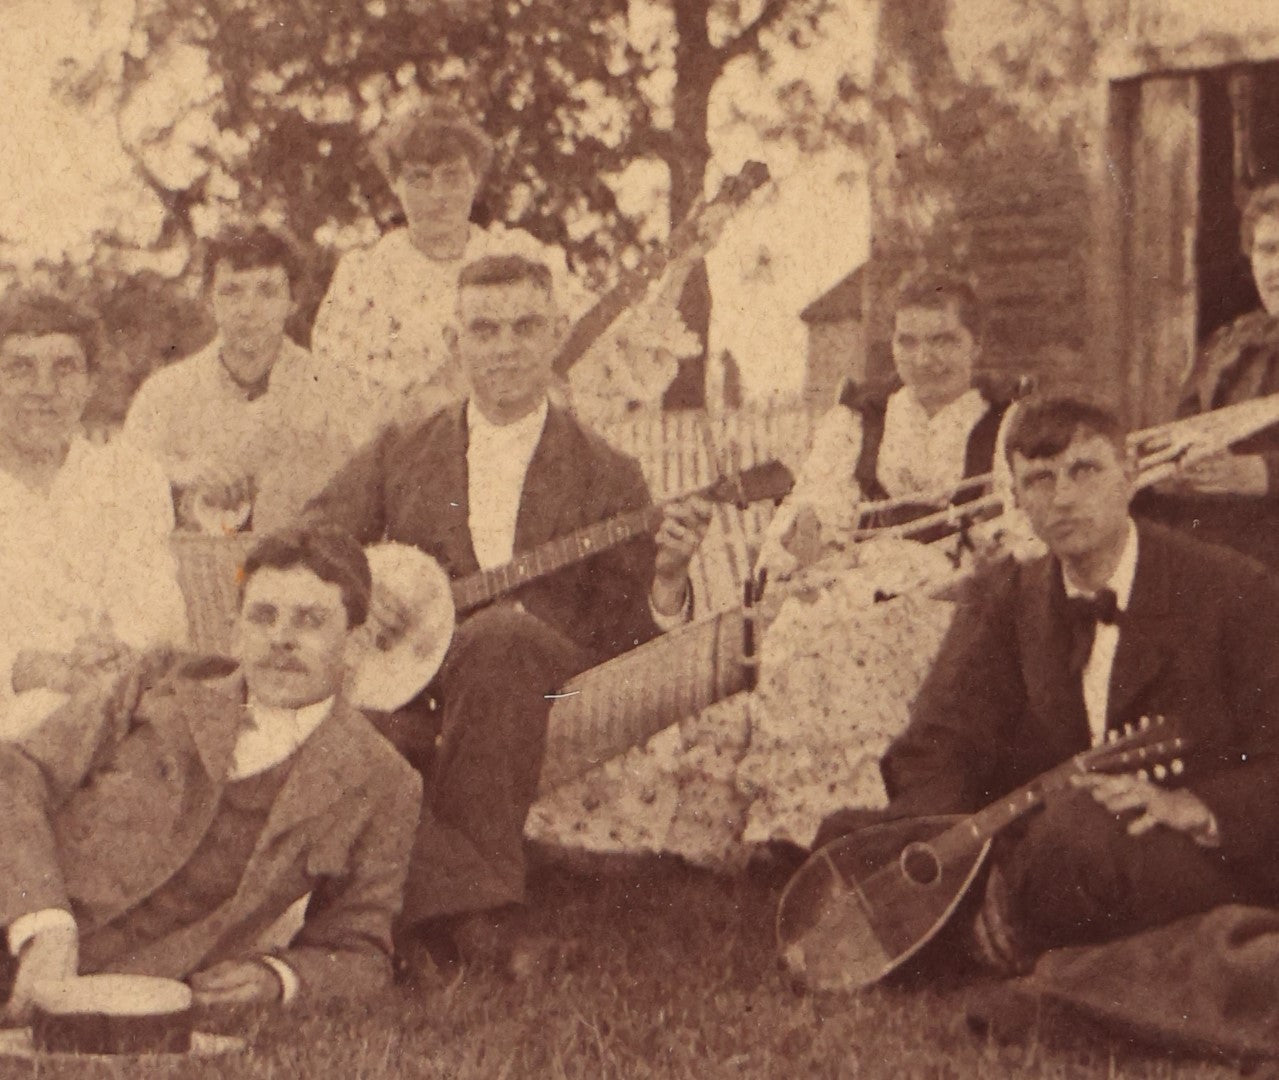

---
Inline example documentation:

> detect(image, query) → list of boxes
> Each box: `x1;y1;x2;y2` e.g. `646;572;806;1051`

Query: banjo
350;459;793;712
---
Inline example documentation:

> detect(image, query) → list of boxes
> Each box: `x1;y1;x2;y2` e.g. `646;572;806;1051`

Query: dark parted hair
0;290;103;374
894;268;984;343
458;252;553;295
202;224;303;291
1004;396;1128;465
240;526;372;628
1242;183;1279;256
372;100;494;183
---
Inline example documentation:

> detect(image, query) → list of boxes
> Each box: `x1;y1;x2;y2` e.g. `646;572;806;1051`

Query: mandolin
775;717;1190;994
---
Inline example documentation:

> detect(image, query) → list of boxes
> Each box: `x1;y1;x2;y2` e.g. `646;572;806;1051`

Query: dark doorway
1196;61;1279;342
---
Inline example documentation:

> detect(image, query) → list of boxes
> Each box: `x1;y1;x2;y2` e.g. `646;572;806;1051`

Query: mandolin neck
932;758;1084;861
451;503;665;613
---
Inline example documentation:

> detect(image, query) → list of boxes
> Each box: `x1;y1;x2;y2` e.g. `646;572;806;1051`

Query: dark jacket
1136;309;1279;568
303;401;661;666
881;521;1279;895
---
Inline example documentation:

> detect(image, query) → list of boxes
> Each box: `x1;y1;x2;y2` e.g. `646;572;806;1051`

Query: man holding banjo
305;251;713;978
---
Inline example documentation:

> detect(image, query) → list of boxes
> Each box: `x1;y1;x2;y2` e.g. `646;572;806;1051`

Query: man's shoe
451;909;579;981
393;920;463;986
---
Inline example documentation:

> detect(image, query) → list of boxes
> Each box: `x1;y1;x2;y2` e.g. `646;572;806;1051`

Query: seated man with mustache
305;252;712;978
0;526;421;1015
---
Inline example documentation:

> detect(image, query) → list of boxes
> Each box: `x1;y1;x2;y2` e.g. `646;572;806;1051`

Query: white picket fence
595;405;813;614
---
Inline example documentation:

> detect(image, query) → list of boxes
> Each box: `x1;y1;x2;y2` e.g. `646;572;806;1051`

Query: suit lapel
254;699;373;843
1107;525;1173;728
1017;556;1092;760
177;670;246;783
514;405;580;552
425;403;480;575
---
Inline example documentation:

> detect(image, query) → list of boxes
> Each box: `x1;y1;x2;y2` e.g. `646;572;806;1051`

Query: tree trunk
663;0;717;410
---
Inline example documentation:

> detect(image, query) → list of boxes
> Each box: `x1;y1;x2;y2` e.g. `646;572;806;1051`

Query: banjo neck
451;504;662;614
449;459;793;615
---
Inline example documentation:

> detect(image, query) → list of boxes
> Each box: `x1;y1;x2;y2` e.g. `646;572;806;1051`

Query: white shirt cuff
258;955;300;1004
649;582;693;632
9;909;76;957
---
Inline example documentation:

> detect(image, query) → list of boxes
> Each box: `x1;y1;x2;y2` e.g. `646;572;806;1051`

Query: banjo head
347;542;456;712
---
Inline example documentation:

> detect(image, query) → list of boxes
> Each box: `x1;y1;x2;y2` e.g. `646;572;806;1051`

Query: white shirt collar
466;397;549;443
890;386;987;429
208;336;307;397
231;695;335;780
1062;519;1139;611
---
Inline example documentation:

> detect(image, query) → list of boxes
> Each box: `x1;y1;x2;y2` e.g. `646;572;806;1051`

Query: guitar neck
451;503;665;613
552;246;681;378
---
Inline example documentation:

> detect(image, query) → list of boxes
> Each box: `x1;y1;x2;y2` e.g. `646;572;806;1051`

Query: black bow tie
1066;588;1119;627
1064;588;1120;674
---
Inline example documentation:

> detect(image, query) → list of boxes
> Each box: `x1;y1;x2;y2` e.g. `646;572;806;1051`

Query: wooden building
857;0;1279;426
798;264;867;410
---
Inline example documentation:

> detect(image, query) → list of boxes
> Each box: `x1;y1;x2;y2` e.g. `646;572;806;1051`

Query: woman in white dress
0;292;187;735
310;100;586;446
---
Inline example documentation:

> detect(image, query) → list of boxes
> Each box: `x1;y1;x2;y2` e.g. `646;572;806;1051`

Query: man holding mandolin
304;252;713;979
796;397;1279;994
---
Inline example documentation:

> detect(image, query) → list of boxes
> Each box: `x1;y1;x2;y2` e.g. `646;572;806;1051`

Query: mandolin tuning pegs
1171;759;1185;776
1153;764;1168;781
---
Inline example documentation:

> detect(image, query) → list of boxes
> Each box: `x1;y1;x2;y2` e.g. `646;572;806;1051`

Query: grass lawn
5;856;1261;1079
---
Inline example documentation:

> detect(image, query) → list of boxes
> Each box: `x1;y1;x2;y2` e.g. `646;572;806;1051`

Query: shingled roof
800;264;865;324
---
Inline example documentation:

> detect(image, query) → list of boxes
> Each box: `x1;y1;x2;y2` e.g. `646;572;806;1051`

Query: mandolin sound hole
899;842;942;886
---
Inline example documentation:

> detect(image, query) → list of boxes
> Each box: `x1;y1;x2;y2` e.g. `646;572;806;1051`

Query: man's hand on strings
652;495;713;615
366;586;414;651
1073;773;1219;844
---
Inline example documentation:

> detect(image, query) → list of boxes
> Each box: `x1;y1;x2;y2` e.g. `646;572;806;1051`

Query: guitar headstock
1078;715;1190;783
711;160;771;207
671;161;772;256
705;460;795;509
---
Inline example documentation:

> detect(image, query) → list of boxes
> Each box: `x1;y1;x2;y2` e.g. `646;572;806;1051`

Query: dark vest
836;380;1011;539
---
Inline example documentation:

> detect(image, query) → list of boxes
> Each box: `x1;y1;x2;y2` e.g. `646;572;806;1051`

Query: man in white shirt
122;225;345;535
834;397;1279;969
305;252;711;977
0;291;186;729
0;527;421;1016
761;270;1022;574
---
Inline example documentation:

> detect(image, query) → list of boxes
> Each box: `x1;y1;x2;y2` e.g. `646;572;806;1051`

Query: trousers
377;604;591;925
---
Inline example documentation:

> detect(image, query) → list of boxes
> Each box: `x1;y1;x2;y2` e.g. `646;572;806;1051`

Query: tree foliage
34;0;858;414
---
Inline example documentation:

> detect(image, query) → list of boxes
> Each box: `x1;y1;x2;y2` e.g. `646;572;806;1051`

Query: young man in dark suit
304;253;712;976
818;397;1279;971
